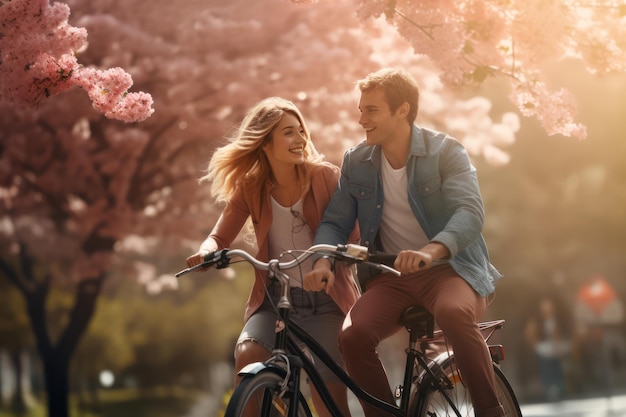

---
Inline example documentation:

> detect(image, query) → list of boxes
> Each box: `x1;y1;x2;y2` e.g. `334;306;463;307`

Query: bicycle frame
289;316;407;416
236;310;405;416
231;256;400;416
238;301;508;417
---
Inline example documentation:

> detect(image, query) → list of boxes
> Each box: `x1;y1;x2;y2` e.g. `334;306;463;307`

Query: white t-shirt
379;152;429;254
268;197;314;287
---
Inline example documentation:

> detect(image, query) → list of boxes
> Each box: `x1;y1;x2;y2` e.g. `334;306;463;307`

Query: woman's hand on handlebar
186;250;210;268
303;258;335;293
186;237;219;269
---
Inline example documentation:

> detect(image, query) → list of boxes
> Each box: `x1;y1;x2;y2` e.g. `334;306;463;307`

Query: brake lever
330;246;401;276
175;263;205;278
212;249;231;269
360;261;401;276
330;251;360;264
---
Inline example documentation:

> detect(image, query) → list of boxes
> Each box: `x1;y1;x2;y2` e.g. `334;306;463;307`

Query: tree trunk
25;276;105;417
9;350;27;415
42;352;70;417
0;351;5;408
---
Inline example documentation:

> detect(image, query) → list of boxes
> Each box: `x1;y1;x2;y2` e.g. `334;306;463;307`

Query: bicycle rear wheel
224;371;312;417
412;357;522;417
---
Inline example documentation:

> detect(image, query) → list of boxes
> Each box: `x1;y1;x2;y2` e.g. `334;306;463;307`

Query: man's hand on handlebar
395;242;450;274
395;250;432;274
303;258;335;293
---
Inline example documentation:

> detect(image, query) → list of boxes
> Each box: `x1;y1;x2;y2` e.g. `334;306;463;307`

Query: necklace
272;180;304;207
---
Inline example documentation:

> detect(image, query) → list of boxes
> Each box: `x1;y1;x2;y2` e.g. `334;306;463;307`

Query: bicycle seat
399;305;435;339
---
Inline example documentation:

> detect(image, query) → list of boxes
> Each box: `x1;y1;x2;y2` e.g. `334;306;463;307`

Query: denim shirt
314;125;502;296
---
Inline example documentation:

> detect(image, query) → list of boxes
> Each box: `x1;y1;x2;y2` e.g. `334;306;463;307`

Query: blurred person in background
186;97;359;417
525;296;571;402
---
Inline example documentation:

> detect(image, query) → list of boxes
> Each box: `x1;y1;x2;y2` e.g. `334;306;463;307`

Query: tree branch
0;257;27;293
57;274;105;359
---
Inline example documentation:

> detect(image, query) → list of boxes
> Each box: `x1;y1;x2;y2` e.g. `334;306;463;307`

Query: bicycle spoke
413;358;522;417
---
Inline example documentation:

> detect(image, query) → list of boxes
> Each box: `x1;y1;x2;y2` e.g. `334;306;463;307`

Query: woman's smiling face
263;112;307;169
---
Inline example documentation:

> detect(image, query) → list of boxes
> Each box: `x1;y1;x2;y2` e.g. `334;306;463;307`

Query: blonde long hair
201;97;324;203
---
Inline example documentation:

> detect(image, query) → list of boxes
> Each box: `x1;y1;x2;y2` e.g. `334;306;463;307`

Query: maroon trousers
339;264;505;417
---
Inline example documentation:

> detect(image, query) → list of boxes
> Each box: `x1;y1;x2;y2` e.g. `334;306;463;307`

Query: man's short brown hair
356;68;419;124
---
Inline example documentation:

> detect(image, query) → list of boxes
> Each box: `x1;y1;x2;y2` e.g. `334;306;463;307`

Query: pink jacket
208;162;361;322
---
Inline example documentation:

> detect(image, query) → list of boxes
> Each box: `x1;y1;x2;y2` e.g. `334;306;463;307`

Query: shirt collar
409;124;427;157
364;124;426;164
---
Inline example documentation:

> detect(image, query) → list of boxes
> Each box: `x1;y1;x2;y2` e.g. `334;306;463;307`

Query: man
303;68;505;417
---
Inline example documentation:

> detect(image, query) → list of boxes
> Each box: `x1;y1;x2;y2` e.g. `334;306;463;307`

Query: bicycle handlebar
175;244;401;278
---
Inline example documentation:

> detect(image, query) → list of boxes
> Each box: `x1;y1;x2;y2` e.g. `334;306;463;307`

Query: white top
535;317;571;358
379;151;429;254
268;197;314;287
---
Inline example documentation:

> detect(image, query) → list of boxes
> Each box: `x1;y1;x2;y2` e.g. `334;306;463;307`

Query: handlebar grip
203;248;230;269
367;253;397;266
175;249;231;278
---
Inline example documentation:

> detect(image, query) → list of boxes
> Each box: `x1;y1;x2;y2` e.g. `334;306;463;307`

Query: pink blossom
510;80;587;139
0;0;154;122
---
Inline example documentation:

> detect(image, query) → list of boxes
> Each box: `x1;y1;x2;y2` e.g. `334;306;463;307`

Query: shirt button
376;205;381;209
425;187;430;192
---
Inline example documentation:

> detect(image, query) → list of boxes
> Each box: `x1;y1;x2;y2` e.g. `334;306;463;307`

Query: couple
186;67;505;417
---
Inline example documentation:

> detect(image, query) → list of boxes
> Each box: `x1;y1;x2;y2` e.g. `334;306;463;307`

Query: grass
83;395;195;417
0;403;46;417
0;387;200;417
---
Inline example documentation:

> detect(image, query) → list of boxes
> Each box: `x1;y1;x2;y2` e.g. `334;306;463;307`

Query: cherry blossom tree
296;0;626;140
0;98;208;417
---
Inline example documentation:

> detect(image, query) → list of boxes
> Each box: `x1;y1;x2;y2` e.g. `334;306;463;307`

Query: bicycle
176;244;522;417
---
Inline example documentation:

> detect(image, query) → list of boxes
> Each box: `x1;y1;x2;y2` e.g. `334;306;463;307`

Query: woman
186;97;359;417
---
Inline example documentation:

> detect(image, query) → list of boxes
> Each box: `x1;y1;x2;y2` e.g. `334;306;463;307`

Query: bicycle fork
284;358;303;417
263;351;305;417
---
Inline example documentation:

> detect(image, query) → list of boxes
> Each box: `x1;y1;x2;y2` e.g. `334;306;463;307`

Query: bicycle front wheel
224;371;312;417
412;357;522;417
